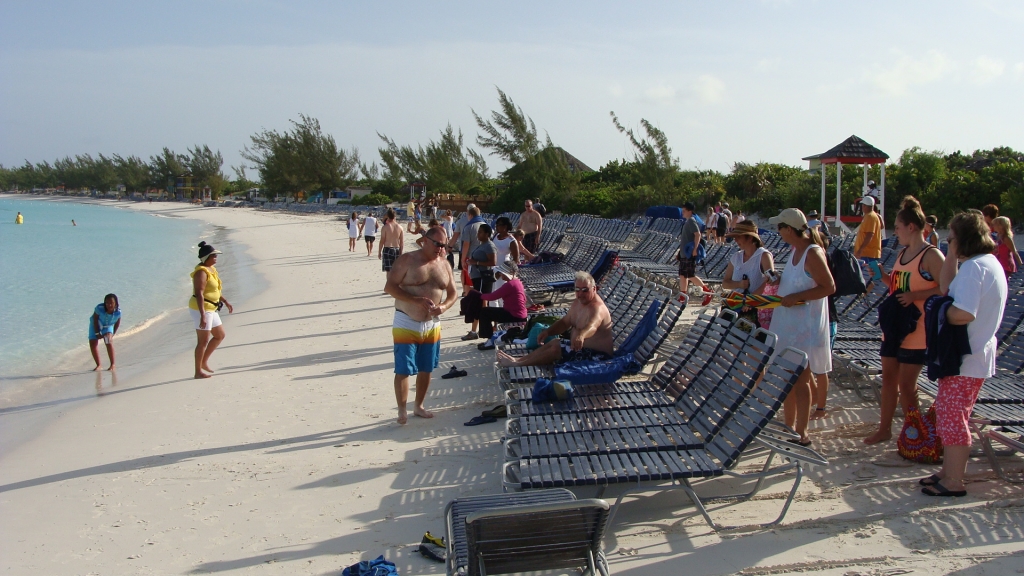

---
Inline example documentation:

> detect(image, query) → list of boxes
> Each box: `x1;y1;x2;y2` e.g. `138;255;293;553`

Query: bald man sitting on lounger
496;271;614;367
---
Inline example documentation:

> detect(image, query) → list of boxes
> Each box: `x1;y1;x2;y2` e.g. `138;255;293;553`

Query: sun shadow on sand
232;293;381;316
190;432;505;574
0;377;192;416
0;423;401;494
220;325;389;350
219;344;394;373
238;305;393;327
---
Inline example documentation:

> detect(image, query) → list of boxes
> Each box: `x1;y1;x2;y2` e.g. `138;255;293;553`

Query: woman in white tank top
490;217;520;306
766;208;836;447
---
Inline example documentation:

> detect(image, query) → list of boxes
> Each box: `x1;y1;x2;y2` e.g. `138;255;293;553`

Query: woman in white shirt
766;208;836;447
922;211;1007;497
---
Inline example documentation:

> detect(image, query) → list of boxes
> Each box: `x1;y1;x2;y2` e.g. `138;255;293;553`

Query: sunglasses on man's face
574;286;593;293
427;238;446;248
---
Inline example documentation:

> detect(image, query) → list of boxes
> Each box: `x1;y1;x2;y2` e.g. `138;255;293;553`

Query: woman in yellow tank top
190;241;233;379
865;197;944;445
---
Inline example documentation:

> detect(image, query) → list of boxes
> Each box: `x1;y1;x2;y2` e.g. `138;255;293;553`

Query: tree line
3;87;1022;225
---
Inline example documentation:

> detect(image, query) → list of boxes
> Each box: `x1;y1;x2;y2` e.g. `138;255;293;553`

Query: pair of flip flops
441;365;467;379
919;475;967;497
464;404;506;426
418;531;446;562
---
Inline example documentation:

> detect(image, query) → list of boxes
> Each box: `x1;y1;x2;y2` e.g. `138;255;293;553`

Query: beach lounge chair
444;489;611;576
497;296;685;391
502;347;815;531
503;320;770;442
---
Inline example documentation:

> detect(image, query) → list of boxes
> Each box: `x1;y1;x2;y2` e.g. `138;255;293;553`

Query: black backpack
830;248;867;297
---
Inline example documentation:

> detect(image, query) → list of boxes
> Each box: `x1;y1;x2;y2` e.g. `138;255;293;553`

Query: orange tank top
887;246;938;350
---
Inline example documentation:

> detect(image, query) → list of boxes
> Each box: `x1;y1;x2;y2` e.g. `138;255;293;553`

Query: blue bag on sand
342;555;399;576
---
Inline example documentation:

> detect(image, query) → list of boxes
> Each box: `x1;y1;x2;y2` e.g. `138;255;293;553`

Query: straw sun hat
725;220;761;242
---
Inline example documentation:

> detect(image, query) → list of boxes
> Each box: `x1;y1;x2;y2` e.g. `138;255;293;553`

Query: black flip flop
787;437;813;447
478;342;496;351
464;415;497;426
922;481;966;497
481;405;507;418
441;366;468;379
919;474;942;487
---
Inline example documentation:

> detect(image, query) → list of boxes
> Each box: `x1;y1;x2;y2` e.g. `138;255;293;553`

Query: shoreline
0;195;267;455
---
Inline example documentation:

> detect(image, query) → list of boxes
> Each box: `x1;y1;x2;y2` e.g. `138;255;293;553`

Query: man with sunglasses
384;227;458;425
496;271;613;367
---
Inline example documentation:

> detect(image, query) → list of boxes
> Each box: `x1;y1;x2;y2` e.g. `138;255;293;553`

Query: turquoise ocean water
0;198;206;380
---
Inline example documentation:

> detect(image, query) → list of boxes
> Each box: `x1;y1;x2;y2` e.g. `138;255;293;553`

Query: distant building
326;186;374;205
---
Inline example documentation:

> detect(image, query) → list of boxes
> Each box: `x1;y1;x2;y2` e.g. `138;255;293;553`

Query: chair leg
979;431;1024;484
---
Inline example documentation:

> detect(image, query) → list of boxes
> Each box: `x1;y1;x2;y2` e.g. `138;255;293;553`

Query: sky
1;1;1022;178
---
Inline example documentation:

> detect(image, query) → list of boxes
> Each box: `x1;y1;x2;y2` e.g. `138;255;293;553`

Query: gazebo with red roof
803;135;889;229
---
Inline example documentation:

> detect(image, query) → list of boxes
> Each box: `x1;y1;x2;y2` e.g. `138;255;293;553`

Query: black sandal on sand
441;366;468;379
481;405;507;418
464;415;497;426
919;474;942;486
787;437;813;447
921;481;966;497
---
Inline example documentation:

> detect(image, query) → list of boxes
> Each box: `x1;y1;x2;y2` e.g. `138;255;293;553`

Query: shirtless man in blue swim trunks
495;271;614;368
384;226;458;424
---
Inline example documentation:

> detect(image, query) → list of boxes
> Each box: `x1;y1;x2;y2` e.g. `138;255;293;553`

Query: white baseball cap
860;196;876;206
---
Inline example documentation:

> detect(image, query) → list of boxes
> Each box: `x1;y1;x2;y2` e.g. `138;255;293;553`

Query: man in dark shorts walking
378;208;403;272
678;202;713;306
360;213;378;257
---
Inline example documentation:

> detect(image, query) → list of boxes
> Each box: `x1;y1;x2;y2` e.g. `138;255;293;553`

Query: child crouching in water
89;294;121;371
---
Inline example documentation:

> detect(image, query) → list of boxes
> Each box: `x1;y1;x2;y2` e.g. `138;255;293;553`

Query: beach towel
341;555;398;576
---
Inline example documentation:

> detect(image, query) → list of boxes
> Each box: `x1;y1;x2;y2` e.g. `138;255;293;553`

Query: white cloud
866;50;954;96
643;84;678;104
971;56;1005;84
1013;62;1024;79
608;84;624;98
693;75;725;104
757;58;781;73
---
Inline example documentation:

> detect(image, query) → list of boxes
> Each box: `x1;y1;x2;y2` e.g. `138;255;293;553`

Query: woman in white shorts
189;241;234;379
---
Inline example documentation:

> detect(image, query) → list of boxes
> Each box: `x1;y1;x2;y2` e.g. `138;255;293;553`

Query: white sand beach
2;203;1023;575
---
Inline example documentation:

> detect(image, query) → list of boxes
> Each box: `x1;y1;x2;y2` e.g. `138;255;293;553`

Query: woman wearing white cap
767;208;835;446
190;241;233;379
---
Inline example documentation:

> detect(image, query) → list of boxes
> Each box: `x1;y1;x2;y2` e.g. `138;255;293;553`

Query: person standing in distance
520;199;543;254
360;212;378;257
378;208;404;272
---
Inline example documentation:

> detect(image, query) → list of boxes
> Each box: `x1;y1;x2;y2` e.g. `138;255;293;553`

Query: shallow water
0;197;205;382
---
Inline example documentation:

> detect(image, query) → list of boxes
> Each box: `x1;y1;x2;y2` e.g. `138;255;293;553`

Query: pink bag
758;282;779;329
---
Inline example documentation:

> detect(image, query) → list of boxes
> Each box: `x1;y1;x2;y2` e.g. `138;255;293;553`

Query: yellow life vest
189;264;222;311
15;214;23;224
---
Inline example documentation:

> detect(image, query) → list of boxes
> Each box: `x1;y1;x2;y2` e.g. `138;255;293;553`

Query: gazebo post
836;162;842;226
880;163;886;225
820;164;826;230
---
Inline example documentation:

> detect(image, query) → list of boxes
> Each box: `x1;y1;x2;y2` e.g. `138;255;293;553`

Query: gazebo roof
802;135;888;165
